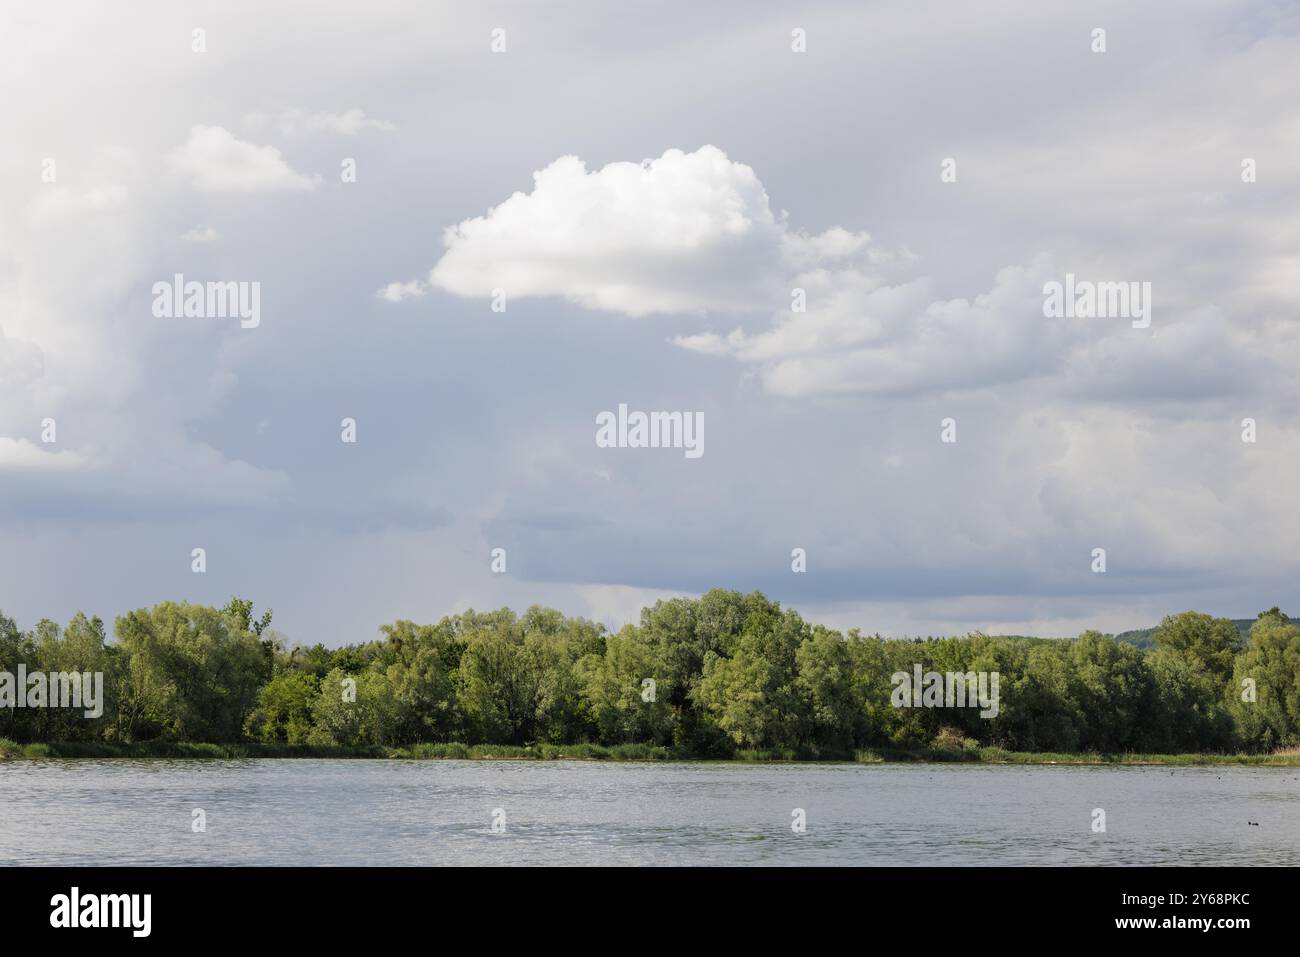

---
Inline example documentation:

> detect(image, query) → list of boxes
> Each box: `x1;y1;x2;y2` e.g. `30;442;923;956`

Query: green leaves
4;597;1300;757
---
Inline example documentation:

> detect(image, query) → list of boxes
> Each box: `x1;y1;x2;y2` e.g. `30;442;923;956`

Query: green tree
1065;631;1158;751
457;627;534;744
795;626;857;753
577;625;673;744
307;668;402;746
1229;610;1300;749
244;671;320;743
377;621;463;742
114;601;268;741
696;604;809;750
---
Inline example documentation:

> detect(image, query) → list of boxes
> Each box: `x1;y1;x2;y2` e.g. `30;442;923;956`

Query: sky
2;0;1299;646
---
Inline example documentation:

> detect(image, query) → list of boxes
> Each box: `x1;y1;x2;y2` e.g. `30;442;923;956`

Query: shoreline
4;739;1300;766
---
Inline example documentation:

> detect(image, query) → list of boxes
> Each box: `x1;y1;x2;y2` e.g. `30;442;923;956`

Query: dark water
1;760;1297;865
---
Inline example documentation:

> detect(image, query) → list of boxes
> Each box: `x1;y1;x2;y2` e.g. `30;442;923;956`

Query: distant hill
1114;619;1257;651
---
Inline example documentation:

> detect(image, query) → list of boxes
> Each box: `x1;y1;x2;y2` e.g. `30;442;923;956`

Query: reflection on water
1;760;1297;865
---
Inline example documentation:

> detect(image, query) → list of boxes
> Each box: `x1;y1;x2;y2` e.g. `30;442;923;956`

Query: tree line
2;590;1298;755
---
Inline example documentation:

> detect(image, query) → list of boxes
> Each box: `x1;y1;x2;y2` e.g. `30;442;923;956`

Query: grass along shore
4;738;1300;766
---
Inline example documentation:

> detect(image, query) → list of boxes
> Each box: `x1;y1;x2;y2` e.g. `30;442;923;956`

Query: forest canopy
2;591;1298;756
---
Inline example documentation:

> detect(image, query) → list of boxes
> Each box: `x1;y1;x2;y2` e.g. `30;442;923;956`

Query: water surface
1;760;1296;865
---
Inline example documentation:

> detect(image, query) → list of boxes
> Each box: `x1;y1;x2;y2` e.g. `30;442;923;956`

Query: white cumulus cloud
377;280;428;302
0;437;88;472
168;125;319;193
181;225;219;242
244;108;396;136
423;146;866;316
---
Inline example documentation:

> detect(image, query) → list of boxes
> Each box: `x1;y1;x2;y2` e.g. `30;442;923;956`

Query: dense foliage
2;592;1298;755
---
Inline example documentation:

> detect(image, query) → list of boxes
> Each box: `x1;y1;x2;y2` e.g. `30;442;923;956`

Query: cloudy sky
3;0;1299;646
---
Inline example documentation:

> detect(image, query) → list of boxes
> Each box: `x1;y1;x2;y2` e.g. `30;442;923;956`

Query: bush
930;726;968;752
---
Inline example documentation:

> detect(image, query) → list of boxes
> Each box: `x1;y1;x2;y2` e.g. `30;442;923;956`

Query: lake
1;760;1297;865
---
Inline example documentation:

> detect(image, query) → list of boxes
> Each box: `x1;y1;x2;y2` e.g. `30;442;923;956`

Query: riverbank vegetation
5;738;1300;765
3;591;1300;760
